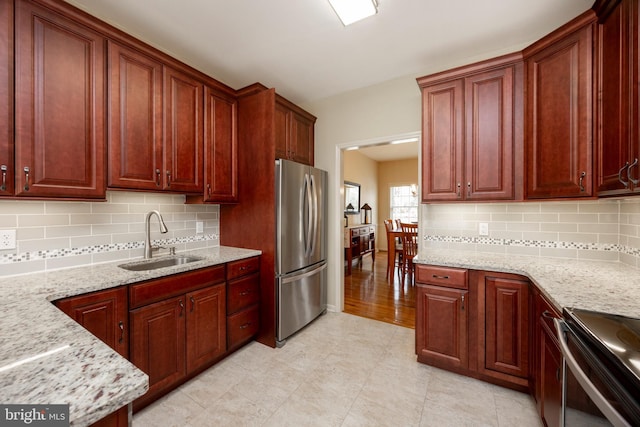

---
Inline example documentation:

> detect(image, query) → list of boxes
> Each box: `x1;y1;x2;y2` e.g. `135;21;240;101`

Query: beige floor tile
132;312;542;427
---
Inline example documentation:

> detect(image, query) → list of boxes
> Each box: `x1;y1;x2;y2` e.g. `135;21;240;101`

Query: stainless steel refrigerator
275;159;327;346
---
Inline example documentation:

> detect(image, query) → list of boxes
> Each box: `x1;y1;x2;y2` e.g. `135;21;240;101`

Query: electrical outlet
196;221;204;234
479;223;489;236
0;230;16;250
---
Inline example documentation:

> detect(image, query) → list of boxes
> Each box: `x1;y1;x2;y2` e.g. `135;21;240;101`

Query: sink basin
119;255;203;271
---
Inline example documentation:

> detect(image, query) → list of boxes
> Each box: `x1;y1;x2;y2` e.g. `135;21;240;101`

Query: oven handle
554;318;631;427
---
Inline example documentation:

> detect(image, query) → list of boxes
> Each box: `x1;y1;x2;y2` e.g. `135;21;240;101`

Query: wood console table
344;225;375;275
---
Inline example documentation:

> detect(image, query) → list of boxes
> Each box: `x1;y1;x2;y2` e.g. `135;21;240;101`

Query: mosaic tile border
423;235;640;258
0;235;219;264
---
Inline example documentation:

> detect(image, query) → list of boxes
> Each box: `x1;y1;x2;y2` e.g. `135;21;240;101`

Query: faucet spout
144;210;168;259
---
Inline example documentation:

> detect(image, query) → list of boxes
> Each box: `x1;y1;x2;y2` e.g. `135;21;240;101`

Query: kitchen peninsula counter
0;246;261;426
413;250;640;318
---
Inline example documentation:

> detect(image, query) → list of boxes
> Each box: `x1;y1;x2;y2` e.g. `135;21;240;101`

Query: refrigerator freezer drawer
277;262;327;345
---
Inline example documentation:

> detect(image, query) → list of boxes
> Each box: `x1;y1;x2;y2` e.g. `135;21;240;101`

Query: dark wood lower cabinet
130;296;186;410
416;284;468;370
478;271;529;387
416;266;530;392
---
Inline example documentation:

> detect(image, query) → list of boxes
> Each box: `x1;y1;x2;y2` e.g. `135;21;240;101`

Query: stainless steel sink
118;255;203;271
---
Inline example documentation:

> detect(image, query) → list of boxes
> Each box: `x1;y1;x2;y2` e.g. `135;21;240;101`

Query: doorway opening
339;133;420;328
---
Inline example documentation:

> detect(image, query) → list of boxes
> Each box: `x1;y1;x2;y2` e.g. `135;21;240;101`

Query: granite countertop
413;250;640;318
0;246;261;426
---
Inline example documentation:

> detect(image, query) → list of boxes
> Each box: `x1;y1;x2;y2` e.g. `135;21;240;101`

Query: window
390;185;418;224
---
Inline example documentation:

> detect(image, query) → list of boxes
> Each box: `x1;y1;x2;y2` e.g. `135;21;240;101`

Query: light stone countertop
414;250;640;318
0;246;261;426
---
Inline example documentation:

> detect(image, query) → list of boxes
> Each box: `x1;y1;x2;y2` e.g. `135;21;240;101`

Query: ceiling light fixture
390;137;419;145
328;0;378;26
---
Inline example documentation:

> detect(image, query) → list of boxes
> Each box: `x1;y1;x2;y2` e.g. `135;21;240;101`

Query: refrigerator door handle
281;262;327;284
304;173;313;257
310;174;318;256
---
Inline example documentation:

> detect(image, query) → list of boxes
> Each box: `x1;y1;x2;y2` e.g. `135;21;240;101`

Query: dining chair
384;219;403;279
400;222;418;286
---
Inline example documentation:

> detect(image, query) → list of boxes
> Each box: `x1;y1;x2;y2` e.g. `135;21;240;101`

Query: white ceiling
356;141;419;162
63;0;594;106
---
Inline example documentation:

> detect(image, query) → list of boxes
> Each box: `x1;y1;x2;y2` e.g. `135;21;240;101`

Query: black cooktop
564;307;640;388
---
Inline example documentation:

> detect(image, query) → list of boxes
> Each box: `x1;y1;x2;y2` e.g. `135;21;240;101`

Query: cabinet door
464;67;515;201
56;287;128;358
107;41;163;190
540;323;562;427
14;1;106;198
274;100;289;160
186;284;226;374
0;0;12;196
525;18;594;198
421;79;464;201
163;66;203;193
130;296;185;409
290;111;314;166
483;275;529;378
203;88;238;202
416;284;468;369
597;1;631;194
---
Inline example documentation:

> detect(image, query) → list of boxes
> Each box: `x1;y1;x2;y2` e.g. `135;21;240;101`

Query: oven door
555;318;638;427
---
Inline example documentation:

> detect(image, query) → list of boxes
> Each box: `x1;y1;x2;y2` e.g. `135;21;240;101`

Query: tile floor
133;312;543;427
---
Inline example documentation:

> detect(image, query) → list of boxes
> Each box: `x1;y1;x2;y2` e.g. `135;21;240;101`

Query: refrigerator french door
275;159;327;346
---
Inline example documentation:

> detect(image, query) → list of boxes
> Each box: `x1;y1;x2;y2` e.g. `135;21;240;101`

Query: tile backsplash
0;191;219;277
421;197;640;268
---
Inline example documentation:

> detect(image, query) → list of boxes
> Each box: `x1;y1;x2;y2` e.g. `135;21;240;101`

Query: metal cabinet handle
118;321;124;343
207;184;211;197
579;171;586;192
240;322;251;329
0;165;6;191
239;290;251;296
456;182;461;198
467;182;471;197
155;169;161;187
166;170;171;187
461;294;465;311
23;167;30;191
179;299;184;317
628;158;639;186
432;274;449;280
619;162;630;188
541;310;556;320
190;296;195;312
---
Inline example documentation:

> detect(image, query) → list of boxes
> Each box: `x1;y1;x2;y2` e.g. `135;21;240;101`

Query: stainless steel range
555;308;640;426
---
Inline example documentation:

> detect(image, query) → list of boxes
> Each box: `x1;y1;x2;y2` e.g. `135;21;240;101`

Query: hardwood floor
344;251;416;329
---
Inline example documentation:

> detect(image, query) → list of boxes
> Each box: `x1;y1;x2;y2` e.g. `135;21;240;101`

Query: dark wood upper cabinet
107;41;164;191
14;0;106;199
163;66;204;193
274;95;316;166
595;0;640;195
203;88;237;202
418;54;523;202
524;11;596;199
0;0;12;196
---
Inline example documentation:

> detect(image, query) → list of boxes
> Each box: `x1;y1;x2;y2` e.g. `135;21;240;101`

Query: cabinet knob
166;170;172;187
628;158;639;186
190;296;195;312
155;169;161;187
461;294;465;311
456;183;461;198
178;299;184;317
579;171;586;192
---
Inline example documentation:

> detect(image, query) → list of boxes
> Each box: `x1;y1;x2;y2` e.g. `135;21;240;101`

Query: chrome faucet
144;210;168;259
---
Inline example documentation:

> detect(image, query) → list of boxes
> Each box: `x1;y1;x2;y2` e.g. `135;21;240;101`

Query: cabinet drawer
227;273;260;314
416;265;468;289
129;266;225;309
227;304;259;349
227;257;260;280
